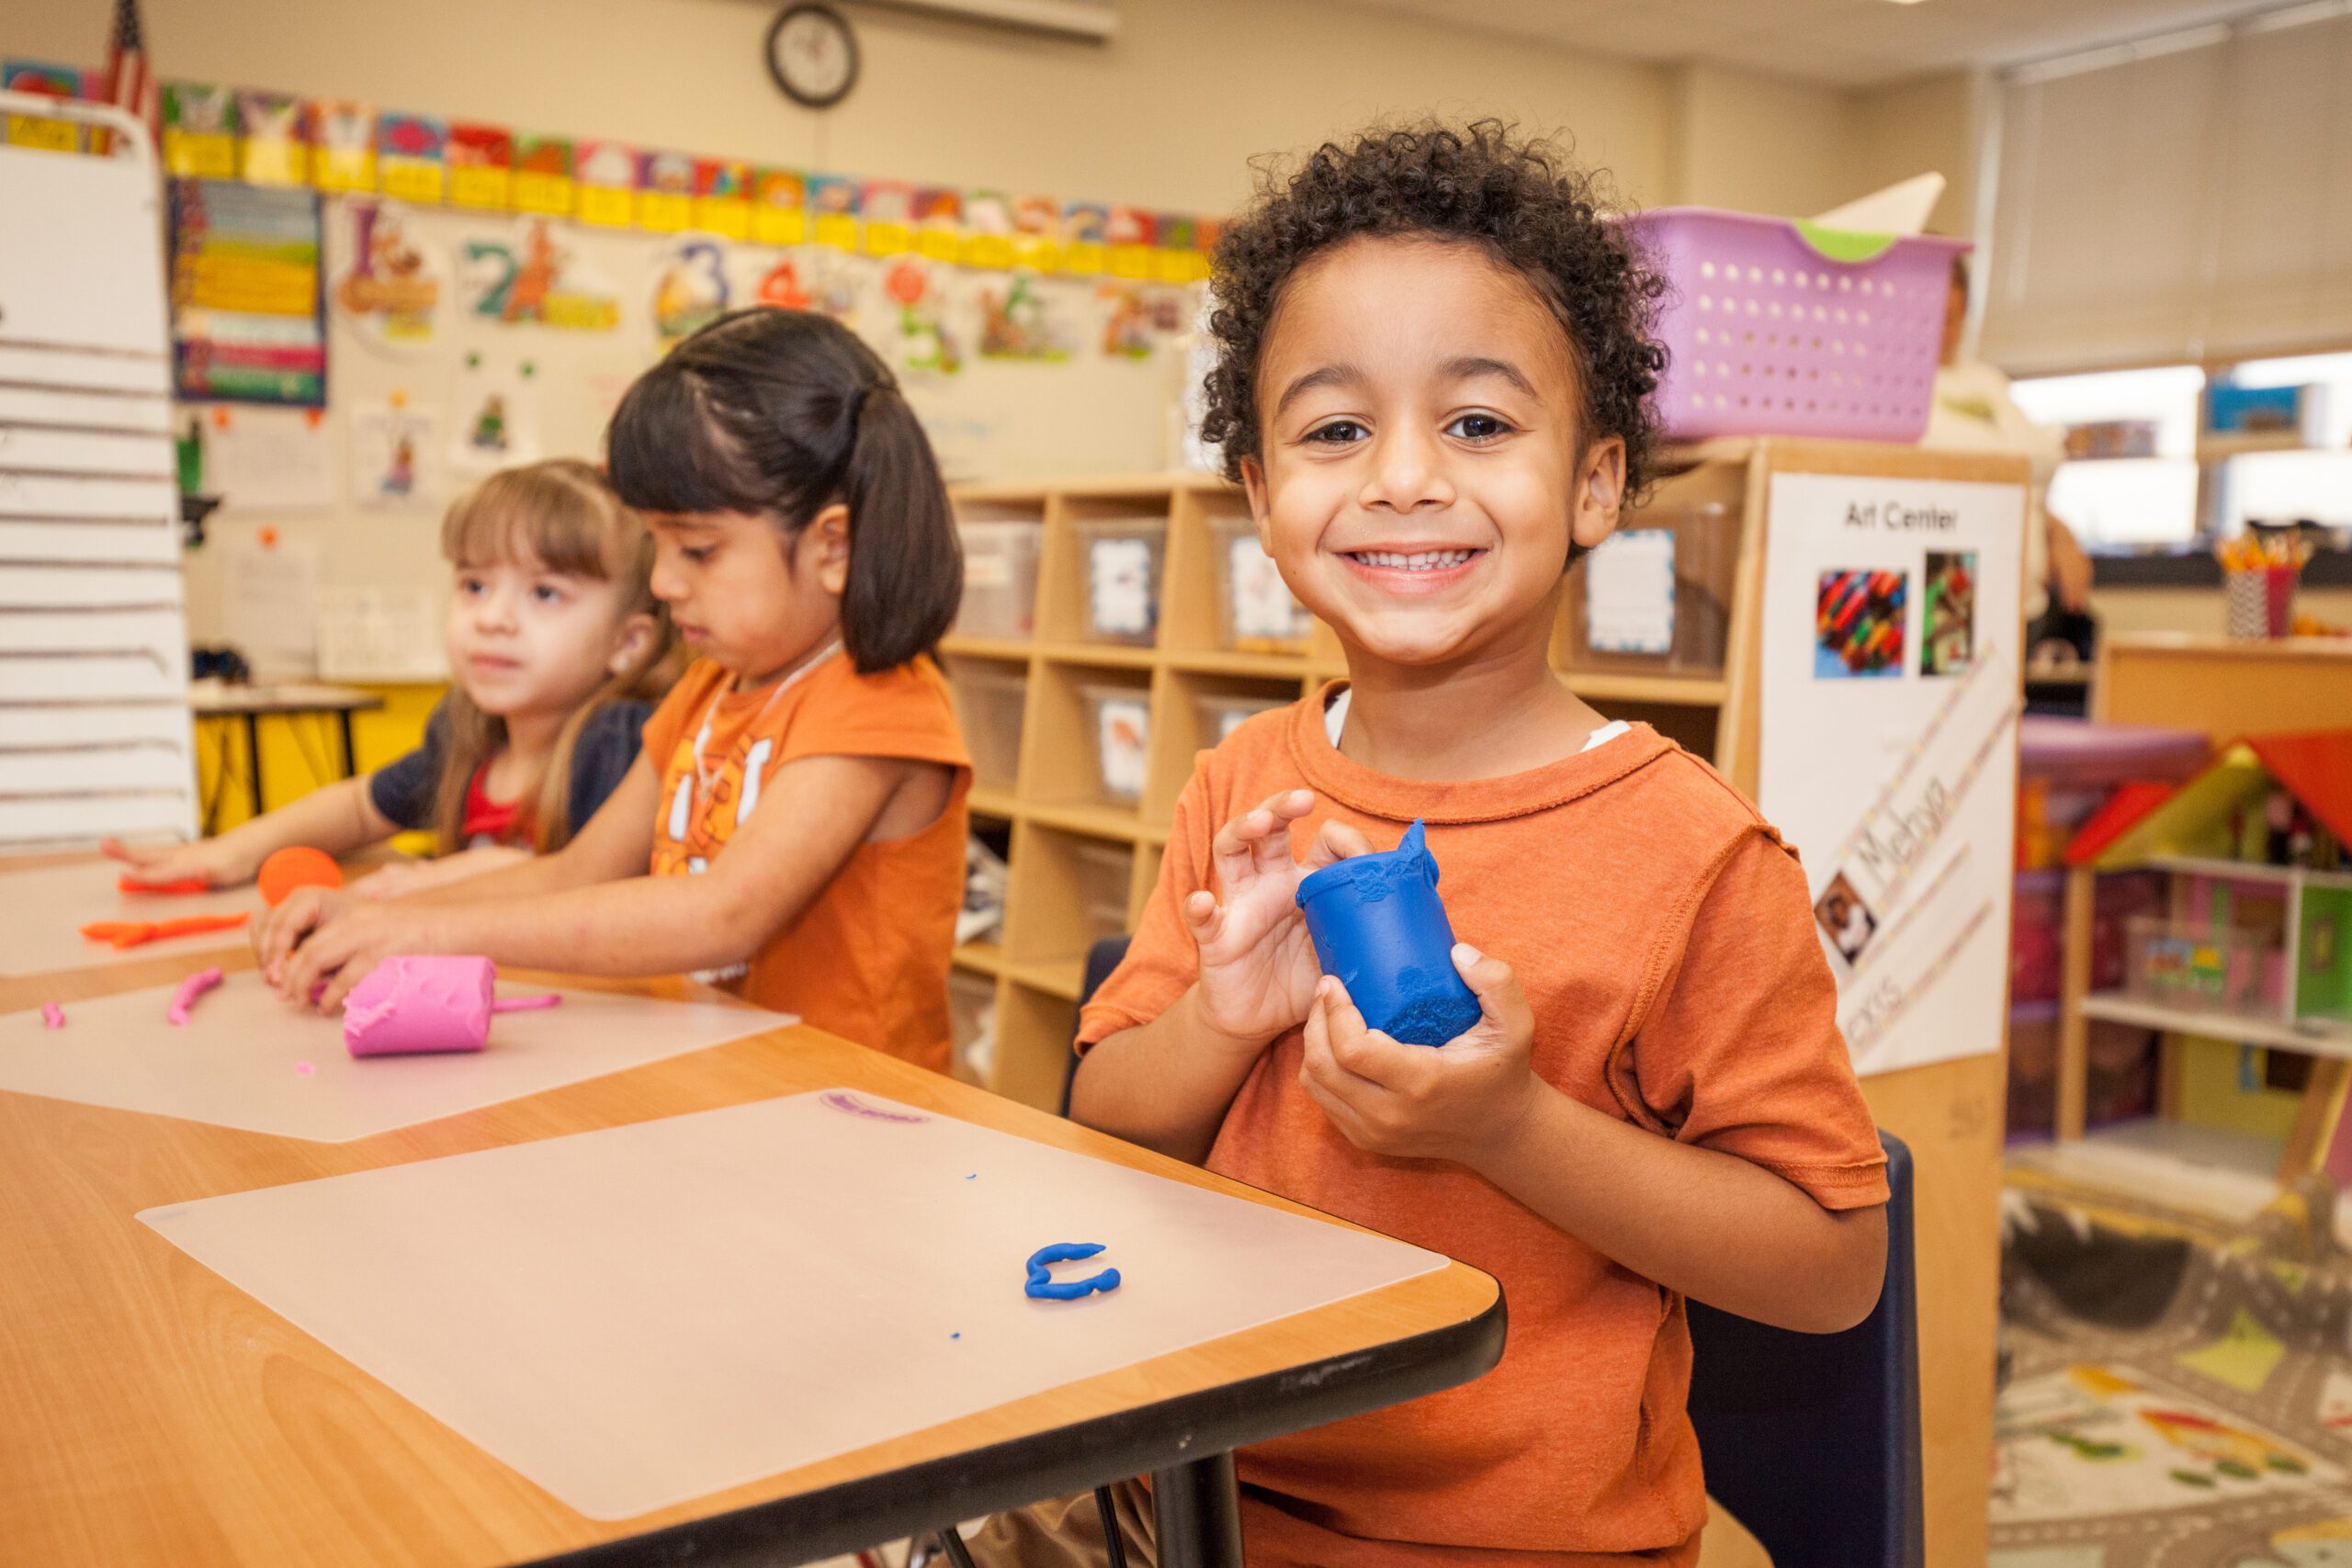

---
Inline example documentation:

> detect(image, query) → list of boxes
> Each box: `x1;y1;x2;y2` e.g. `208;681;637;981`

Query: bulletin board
184;198;1204;678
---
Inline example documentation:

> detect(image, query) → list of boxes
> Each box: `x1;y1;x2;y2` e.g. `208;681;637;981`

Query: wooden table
0;942;1502;1568
187;682;386;826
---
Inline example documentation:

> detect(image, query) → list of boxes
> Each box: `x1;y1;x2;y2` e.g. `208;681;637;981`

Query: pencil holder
2223;568;2294;638
2265;565;2298;637
1295;820;1482;1047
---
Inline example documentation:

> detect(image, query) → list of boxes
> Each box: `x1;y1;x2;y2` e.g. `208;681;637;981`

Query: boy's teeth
1355;550;1474;570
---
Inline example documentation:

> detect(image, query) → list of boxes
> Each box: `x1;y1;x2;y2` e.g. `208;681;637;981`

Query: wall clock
767;4;859;110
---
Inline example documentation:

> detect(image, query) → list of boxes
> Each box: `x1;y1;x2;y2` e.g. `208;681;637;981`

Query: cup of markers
2218;533;2312;639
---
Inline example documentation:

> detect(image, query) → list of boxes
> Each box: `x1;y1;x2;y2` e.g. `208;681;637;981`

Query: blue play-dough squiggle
1025;1241;1122;1301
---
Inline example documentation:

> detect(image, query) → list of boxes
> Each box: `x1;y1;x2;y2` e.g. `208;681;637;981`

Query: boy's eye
458;575;486;596
680;545;715;565
1447;412;1513;442
1303;420;1367;446
530;583;567;604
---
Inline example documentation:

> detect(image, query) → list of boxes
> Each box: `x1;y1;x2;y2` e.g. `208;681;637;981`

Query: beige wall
2091;585;2352;639
8;0;1992;220
1849;68;1985;239
1663;62;1860;219
10;0;1674;209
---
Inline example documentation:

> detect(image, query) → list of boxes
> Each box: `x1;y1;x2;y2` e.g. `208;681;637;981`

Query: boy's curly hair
1200;119;1666;499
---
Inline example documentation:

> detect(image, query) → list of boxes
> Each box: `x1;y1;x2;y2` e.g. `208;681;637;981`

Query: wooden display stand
944;440;2014;1565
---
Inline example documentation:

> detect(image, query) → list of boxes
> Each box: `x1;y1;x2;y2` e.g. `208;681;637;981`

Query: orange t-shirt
1078;691;1889;1567
642;654;969;1074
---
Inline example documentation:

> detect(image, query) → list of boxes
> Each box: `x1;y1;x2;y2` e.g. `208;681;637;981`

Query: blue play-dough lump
1295;819;1482;1046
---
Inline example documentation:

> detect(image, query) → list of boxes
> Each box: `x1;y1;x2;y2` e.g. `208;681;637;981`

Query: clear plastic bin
1070;839;1134;947
2125;917;2280;1014
1074;517;1166;646
1196;691;1287;747
1209;515;1310;654
1080;682;1150;805
1565;502;1738;676
948;662;1026;791
955;519;1043;639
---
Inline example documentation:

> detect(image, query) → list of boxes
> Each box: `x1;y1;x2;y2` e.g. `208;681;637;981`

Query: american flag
96;0;155;148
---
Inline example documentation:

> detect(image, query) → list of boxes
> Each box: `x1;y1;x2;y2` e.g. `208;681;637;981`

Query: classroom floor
1993;1168;2352;1567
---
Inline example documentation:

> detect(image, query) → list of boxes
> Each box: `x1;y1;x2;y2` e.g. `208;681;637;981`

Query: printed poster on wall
332;198;447;355
1757;470;2025;1078
168;178;328;407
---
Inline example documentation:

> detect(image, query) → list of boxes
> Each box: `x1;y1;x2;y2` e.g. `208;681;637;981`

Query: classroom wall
14;0;1960;658
1849;68;1984;241
1661;62;1865;220
2091;586;2352;639
8;0;1676;211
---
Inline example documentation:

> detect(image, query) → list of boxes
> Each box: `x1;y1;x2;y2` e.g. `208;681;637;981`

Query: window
2011;367;2203;547
2216;352;2352;533
1983;9;2352;375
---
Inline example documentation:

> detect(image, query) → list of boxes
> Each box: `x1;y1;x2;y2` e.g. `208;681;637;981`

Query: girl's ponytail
841;384;959;671
606;307;963;674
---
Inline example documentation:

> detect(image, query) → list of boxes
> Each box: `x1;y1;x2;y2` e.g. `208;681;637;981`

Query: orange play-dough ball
258;845;343;907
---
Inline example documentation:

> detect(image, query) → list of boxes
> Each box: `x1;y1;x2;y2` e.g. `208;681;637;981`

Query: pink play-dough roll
343;955;497;1057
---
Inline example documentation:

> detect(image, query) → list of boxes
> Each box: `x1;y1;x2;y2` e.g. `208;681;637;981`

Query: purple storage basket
1627;208;1969;444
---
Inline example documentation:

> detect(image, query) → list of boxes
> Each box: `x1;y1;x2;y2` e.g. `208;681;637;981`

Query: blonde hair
432;458;679;855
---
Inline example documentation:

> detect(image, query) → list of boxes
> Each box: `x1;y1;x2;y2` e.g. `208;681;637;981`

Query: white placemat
0;860;263;977
0;970;788;1141
141;1089;1448;1519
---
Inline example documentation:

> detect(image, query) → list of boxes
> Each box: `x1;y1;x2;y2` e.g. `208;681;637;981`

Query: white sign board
1758;471;2025;1077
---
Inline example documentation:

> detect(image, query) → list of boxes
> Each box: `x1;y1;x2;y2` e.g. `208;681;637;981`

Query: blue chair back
1684;1131;1922;1568
1062;935;1133;1114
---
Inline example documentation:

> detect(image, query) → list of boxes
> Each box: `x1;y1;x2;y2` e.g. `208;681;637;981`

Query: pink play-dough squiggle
167;967;224;1027
342;956;498;1056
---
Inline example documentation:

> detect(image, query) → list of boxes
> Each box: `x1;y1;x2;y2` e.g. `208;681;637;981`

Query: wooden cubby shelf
937;462;1755;1106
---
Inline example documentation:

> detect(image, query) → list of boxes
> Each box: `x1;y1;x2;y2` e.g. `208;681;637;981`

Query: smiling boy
968;124;1891;1568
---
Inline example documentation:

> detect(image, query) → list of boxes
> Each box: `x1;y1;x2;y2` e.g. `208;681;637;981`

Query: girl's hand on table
103;835;255;888
270;893;447;1013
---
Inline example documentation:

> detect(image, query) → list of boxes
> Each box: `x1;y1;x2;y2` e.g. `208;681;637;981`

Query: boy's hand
257;887;442;1012
1185;790;1370;1048
103;835;255;888
1299;944;1544;1167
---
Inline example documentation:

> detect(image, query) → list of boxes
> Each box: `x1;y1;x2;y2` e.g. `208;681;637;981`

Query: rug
1996;1172;2352;1567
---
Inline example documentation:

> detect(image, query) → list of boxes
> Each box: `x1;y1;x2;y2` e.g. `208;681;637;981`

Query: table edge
524;1270;1506;1568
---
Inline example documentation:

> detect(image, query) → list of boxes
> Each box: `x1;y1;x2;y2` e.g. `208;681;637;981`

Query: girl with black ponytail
262;309;975;1075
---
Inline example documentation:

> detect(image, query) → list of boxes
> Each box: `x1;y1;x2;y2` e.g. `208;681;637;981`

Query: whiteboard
0;96;196;850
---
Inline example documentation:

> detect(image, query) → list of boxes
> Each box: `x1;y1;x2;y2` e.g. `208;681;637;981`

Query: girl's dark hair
605;307;962;673
1200;119;1666;501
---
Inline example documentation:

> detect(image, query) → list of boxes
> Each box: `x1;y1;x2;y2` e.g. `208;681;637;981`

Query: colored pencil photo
1815;569;1908;679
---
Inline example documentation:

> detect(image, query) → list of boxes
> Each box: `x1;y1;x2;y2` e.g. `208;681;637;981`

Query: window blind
1982;6;2352;374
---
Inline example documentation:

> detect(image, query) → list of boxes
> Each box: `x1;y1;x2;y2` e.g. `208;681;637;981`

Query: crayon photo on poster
1815;568;1906;679
1920;550;1976;677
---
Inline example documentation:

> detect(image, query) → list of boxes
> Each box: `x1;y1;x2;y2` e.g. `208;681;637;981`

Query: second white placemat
141;1089;1448;1519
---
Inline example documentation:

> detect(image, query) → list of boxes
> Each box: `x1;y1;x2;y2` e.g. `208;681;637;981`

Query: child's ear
1239;455;1274;551
1568;436;1628;554
802;502;853;595
606;610;661;677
